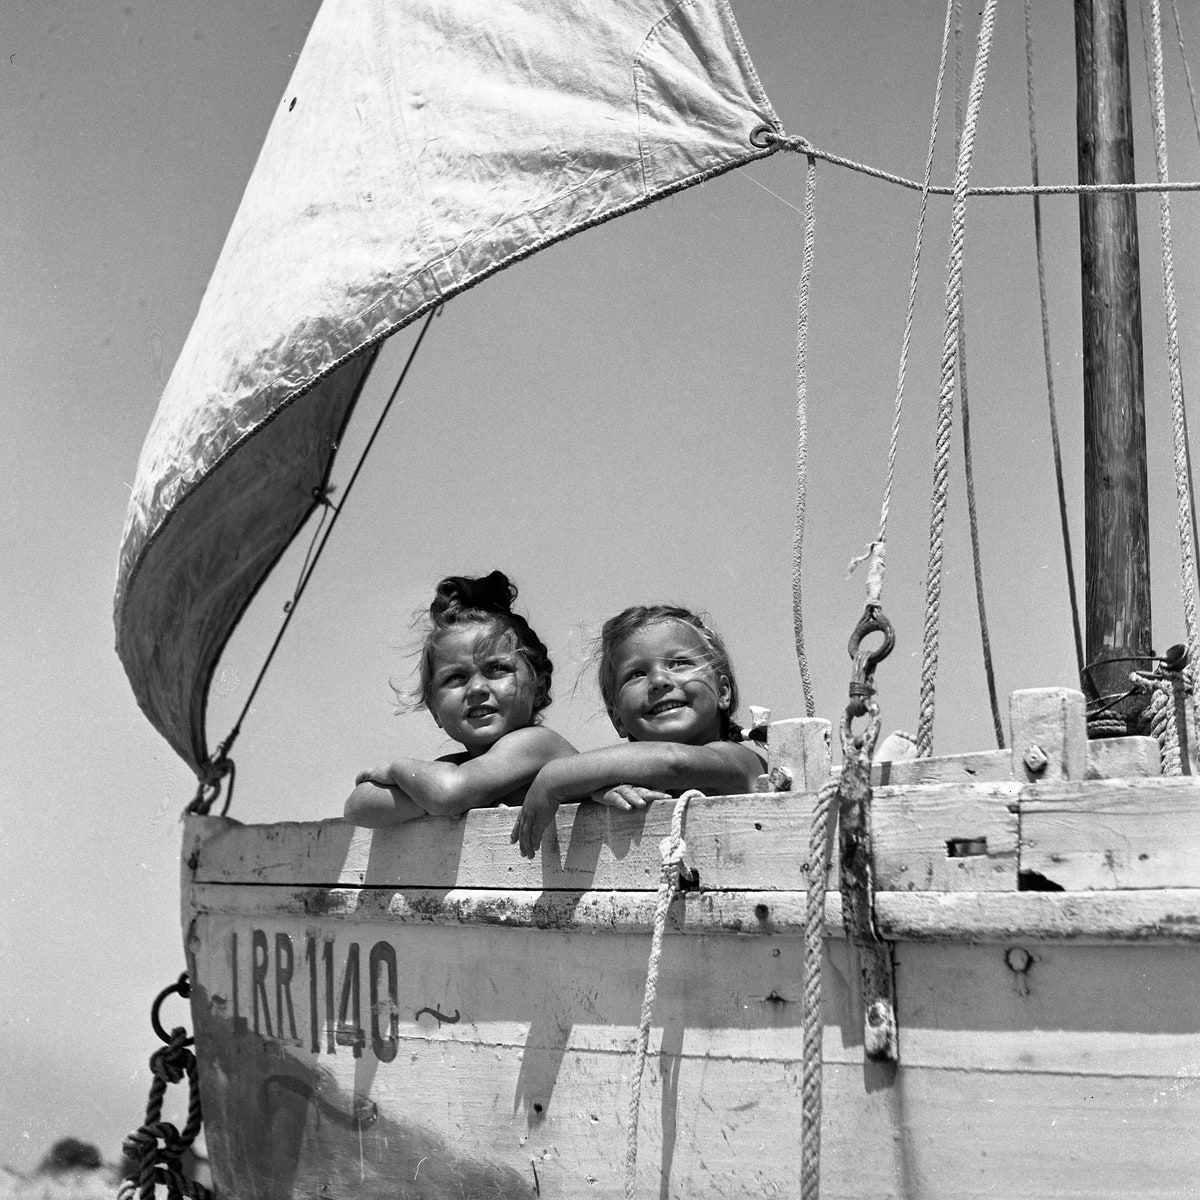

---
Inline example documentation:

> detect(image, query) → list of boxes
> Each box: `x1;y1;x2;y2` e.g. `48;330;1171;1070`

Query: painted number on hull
229;929;400;1062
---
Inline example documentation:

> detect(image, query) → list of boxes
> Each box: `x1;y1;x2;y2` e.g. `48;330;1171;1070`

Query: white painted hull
182;754;1200;1198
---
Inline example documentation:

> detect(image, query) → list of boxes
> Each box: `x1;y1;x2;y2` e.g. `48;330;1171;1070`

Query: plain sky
4;0;1200;1172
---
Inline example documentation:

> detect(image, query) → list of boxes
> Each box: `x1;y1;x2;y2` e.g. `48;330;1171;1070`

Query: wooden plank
870;888;1200;942
187;881;1200;943
186;904;1200;1199
866;736;1160;788
1086;734;1160;778
1010;687;1088;781
1019;776;1200;889
186;798;823;892
765;717;832;791
873;748;1012;786
871;782;1019;891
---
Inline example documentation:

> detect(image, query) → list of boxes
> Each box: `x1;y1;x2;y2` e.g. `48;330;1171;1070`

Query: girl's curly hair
410;570;553;716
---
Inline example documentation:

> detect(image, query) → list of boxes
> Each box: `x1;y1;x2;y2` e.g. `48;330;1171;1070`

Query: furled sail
115;0;782;776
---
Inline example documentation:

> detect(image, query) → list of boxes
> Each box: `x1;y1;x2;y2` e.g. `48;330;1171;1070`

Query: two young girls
346;577;762;853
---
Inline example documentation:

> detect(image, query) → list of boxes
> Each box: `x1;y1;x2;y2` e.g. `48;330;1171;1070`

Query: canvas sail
114;0;781;776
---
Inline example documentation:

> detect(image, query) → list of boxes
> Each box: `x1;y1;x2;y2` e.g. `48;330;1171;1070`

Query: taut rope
1024;0;1086;686
954;3;1005;750
1145;0;1200;685
792;152;819;718
916;0;999;758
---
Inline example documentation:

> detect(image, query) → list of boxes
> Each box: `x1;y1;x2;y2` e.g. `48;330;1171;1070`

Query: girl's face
428;625;537;756
608;620;730;745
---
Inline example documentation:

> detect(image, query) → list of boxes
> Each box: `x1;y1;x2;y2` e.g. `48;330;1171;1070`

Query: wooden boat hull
182;759;1200;1198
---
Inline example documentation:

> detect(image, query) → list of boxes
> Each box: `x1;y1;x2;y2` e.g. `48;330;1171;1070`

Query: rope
119;1029;212;1200
1142;0;1200;719
190;307;439;813
624;790;696;1200
1171;0;1200;143
1132;658;1192;774
916;0;998;758
860;0;954;611
953;8;1005;751
800;778;840;1200
771;133;1200;197
1024;0;1086;686
792;154;818;718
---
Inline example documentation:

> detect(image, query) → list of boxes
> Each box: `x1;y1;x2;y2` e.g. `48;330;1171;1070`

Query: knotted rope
624;791;696;1200
120;1027;211;1200
800;778;840;1200
916;0;999;758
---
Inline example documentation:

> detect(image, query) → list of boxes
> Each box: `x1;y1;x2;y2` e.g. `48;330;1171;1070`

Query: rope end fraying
846;541;887;606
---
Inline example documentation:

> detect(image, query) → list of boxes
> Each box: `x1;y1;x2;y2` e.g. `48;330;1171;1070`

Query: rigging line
916;0;998;759
1166;0;1200;604
740;171;806;216
773;135;1200;196
792;153;818;718
1025;0;1085;686
1171;0;1200;144
874;0;954;567
211;307;440;769
1146;0;1200;679
953;1;1005;750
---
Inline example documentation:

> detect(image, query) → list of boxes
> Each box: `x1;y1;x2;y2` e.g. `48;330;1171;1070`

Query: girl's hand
593;784;669;811
511;776;559;859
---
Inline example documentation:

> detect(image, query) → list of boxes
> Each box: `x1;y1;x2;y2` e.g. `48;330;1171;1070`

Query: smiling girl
345;571;576;826
511;604;763;857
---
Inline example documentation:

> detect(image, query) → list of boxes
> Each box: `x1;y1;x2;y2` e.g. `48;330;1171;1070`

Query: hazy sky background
4;0;1200;1172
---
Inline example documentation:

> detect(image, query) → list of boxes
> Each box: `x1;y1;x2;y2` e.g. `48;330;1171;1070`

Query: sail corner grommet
749;123;776;149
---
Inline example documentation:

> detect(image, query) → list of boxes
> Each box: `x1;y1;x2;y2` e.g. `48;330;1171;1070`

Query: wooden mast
1075;0;1153;733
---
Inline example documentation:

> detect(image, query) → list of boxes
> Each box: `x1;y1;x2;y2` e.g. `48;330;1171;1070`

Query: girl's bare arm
348;726;576;823
511;740;761;858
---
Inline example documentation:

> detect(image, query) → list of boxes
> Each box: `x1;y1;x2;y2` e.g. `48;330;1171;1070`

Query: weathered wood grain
1019;776;1200;889
872;782;1019;891
766;717;832;791
1085;734;1160;778
186;881;1200;943
1010;687;1089;781
185;892;1200;1199
186;795;816;892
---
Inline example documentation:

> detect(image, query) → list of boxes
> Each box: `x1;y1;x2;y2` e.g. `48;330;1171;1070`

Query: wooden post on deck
1075;0;1153;734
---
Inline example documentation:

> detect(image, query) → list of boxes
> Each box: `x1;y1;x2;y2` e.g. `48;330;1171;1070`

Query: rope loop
186;754;233;816
624;791;698;1199
846;605;895;719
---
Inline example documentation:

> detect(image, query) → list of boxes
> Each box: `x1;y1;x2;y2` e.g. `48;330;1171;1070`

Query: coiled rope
624;790;696;1200
916;0;999;758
